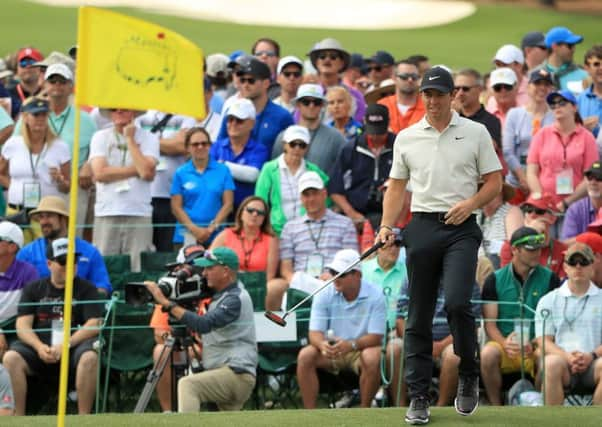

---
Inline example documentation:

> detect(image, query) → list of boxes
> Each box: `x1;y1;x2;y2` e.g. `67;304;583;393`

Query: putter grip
360;240;385;260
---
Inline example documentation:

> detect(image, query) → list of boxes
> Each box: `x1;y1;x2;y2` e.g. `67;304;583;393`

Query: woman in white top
0;97;70;241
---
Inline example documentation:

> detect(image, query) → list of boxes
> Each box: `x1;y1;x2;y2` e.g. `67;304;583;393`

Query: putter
265;240;385;327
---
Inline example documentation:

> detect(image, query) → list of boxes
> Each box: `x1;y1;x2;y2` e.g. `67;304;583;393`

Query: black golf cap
420;67;454;94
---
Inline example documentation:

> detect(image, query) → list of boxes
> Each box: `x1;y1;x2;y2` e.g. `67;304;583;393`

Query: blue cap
546;89;577;106
545;26;583;48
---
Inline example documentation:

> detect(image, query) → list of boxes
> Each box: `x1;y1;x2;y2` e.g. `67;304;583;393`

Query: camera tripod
134;331;201;413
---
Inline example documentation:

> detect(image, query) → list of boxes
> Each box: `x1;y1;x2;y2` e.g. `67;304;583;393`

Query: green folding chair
238;271;267;312
103;254;131;294
140;251;179;282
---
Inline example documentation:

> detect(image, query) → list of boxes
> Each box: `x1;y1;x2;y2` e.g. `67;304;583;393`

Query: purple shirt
0;258;39;322
560;196;597;240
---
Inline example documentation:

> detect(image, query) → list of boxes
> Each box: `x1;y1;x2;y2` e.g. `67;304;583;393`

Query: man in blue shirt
297;249;386;409
16;196;111;295
577;45;602;138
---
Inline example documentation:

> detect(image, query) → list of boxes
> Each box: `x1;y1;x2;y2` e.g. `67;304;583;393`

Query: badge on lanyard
562;330;581;352
555;168;573;195
156;156;168;171
23;181;41;208
306;252;324;278
115;180;131;193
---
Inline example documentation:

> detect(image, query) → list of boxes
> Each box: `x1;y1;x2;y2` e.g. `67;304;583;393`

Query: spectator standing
273;56;304;114
252;37;281;99
489;44;529;108
326;86;362;142
577;45;602;138
487;67;519;128
365;51;395;91
521;31;548;73
7;48;44;119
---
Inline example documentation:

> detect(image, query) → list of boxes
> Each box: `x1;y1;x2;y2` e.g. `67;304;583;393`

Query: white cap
490;67;518;87
226;98;256;120
326;249;361;273
493;44;524;65
282;125;310;144
206;53;230;77
277;55;303;75
294;83;326;102
298;171;325;194
44;63;73;81
0;221;24;248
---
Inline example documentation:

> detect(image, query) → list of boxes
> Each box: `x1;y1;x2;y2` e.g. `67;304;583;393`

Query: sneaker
455;375;479;416
405;396;430;425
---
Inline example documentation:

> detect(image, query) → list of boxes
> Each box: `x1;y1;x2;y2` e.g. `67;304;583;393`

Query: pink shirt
486;77;529;128
527;124;598;203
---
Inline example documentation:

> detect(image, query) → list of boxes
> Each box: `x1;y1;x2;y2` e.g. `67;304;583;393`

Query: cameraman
145;247;257;412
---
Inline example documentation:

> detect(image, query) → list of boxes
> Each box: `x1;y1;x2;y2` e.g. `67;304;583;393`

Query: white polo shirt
389;111;501;212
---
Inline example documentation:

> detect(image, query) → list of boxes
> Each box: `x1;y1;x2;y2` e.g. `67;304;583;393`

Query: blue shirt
209;93;225;115
577;85;602;137
309;279;386;341
210;137;268;207
17;237;112;294
170;158;235;243
217;100;294;154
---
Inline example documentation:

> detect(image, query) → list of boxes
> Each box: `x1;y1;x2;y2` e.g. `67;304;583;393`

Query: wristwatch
350;340;358;351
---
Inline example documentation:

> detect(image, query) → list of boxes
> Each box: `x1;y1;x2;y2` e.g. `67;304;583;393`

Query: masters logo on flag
75;7;205;118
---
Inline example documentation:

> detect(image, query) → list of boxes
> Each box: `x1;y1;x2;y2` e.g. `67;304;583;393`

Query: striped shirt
280;209;358;272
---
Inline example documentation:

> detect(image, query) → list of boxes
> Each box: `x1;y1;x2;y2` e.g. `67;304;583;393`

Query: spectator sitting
0;364;14;415
2;238;104;415
296;249;386;409
265;171;357;311
480;226;560;405
575;232;602;288
561;161;602;243
326;86;362;142
17;196;112;295
210;196;278;279
255;125;329;235
170;127;234;247
534;242;602;405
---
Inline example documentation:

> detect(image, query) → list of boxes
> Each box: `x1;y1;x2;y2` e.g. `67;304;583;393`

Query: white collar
557;280;600;297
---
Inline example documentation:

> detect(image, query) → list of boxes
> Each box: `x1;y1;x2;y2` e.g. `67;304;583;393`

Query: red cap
17;47;43;62
575;232;602;254
520;193;559;213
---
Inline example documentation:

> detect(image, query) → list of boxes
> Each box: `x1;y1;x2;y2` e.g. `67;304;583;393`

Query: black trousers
403;213;482;399
151;197;175;252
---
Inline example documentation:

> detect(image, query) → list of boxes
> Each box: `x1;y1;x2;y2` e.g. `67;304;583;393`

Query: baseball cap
193;247;239;270
236;57;271;80
564;242;595;264
545;26;583;48
225;98;256;120
521;31;546;49
277;55;303;75
364;104;389;135
521;193;559;213
0;221;24;248
206;53;230;78
349;53;364;70
585;162;602;180
528;69;553;85
175;244;206;264
576;232;602;254
17;47;43;62
298;171;325;194
546;90;577;106
366;50;395;66
44;63;73;81
282;125;310;145
420;67;454;94
294;83;326;102
510;227;545;250
326;249;361;274
490;67;518;87
493;44;524;65
20;97;49;114
46;237;80;262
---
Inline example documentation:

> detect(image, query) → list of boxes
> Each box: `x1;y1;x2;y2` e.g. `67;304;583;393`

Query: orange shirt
378;94;425;134
223;228;272;272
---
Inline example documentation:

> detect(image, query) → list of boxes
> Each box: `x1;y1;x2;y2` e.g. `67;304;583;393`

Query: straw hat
29;196;69;219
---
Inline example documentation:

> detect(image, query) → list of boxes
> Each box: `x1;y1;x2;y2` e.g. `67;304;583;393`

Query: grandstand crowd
0;23;601;417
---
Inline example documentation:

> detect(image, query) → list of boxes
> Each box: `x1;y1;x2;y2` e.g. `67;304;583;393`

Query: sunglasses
511;233;545;248
282;71;302;78
53;255;78;266
31;111;49;117
189;141;211;148
327;268;351;278
237;76;256;85
397;72;419;81
565;257;592;267
47;76;68;85
586;174;602;182
368;65;382;72
522;205;549;216
299;98;323;107
455;85;475;92
254;50;276;57
227;116;245;124
245;207;266;216
559;43;576;49
493;84;514;92
549;99;569;109
203;250;226;267
19;58;37;68
318;53;340;61
288;140;308;149
356;81;371;89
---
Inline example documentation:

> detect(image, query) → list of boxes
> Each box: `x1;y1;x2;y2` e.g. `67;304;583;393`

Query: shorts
567;358;600;393
9;338;96;378
486;341;535;377
0;364;14;411
324;350;361;376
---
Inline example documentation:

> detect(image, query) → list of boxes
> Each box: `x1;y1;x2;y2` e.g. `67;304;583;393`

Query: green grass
2;407;602;426
2;0;601;72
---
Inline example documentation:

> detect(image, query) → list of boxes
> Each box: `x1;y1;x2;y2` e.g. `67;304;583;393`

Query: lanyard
111;130;128;166
238;232;260;270
29;143;48;179
49;106;71;137
562;294;589;330
306;219;325;250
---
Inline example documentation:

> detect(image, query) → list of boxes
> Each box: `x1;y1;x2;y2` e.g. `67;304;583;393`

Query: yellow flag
75;7;205;118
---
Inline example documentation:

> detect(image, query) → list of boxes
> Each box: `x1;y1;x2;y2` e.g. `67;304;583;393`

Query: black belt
8;204;25;211
412;212;476;224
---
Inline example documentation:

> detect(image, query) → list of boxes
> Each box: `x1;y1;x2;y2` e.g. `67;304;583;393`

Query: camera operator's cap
226;98;256;121
493;44;524;65
46;237;80;261
194;247;239;271
0;221;24;248
326;249;361;274
576;232;602;254
277;55;303;75
364;104;389;135
298;171;325;194
283;125;311;145
564;242;595;264
510;226;545;250
521;31;546;50
419;67;454;94
29;196;69;219
545;26;583;49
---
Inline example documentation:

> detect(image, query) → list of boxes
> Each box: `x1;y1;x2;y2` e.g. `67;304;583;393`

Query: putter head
264;311;287;327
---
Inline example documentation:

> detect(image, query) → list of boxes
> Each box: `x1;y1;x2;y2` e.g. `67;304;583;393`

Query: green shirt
362;256;407;328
